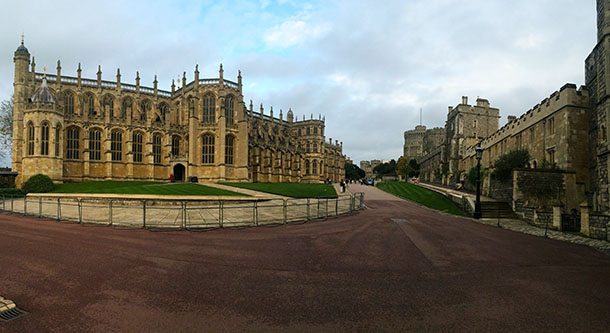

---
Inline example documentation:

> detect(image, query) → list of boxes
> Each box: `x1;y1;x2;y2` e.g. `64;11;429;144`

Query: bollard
24;197;28;215
325;199;329;219
57;198;61;222
38;197;42;218
306;198;311;221
253;201;258;226
335;198;339;216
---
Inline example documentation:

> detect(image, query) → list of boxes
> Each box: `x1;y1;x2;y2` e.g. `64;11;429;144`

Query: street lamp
473;144;483;219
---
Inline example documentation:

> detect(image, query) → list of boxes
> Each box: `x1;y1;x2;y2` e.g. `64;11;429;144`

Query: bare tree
0;96;13;159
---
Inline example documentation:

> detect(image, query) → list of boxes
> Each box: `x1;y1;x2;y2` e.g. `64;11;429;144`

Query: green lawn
377;181;464;216
52;181;245;196
221;182;337;198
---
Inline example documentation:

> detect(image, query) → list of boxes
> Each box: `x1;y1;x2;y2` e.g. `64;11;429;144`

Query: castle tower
21;75;64;183
12;38;31;185
586;0;610;211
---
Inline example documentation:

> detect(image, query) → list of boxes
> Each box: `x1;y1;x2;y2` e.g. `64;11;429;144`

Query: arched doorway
173;163;185;182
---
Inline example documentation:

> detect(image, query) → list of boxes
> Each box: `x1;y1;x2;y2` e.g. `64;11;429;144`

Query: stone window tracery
133;132;143;163
171;135;180;158
26;122;34;156
63;91;74;115
224;95;234;126
203;94;215;124
111;130;123;161
153;133;162;164
89;128;102;161
225;135;234;165
40;122;50;156
54;125;61;157
66;127;80;160
202;134;215;164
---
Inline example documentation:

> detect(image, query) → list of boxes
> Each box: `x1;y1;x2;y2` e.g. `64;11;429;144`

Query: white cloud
263;19;330;48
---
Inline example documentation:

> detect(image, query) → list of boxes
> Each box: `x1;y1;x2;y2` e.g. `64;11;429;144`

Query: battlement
464;83;590;157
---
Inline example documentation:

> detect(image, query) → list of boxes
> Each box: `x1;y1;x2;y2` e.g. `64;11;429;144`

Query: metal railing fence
0;193;365;231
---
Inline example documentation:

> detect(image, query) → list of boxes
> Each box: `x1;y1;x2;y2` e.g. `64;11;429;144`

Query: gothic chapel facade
11;42;345;186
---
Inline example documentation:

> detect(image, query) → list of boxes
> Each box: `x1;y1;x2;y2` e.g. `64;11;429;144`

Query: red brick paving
1;193;609;331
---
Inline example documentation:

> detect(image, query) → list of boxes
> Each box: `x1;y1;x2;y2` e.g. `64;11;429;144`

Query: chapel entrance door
173;164;185;182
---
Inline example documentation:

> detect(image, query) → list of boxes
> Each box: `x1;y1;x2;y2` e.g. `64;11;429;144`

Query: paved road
1;186;609;332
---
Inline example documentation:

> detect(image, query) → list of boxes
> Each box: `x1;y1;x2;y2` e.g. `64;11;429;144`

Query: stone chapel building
11;43;345;186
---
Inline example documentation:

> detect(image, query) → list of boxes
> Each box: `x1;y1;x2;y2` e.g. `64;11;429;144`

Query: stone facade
11;43;345;185
403;125;444;159
417;96;499;185
461;84;590;204
445;96;500;184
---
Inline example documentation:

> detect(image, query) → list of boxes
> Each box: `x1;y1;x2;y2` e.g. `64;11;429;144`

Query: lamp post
473;144;483;219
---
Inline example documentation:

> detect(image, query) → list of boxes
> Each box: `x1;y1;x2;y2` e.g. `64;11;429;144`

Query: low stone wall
489;180;512;203
589;214;609;240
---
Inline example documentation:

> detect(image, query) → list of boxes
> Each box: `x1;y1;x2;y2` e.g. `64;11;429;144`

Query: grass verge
221;182;337;198
377;181;465;216
52;181;245;196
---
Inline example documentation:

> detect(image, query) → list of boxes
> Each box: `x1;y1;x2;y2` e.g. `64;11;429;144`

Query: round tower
12;39;31;185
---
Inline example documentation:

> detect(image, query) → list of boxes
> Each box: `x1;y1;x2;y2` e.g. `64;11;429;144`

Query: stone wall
589;214;609;240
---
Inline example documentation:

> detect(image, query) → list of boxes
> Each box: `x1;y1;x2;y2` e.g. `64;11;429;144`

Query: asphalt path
1;185;609;332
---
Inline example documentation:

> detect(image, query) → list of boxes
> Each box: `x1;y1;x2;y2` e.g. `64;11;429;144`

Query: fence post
24;197;27;215
143;200;147;229
325;199;329;219
335;198;339;216
78;199;82;224
57;198;61;222
283;199;287;224
11;196;14;212
108;200;113;226
38;197;42;218
306;198;310;221
254;201;258;226
182;201;186;230
317;199;320;219
218;200;224;228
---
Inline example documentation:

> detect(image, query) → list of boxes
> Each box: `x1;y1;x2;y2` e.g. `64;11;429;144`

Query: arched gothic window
40;122;50;155
225;135;234;164
305;160;310;175
203;93;215;124
63;91;75;115
153;133;162;164
66;127;80;159
202;134;215;164
224;95;234;126
132;132;143;162
111;129;122;161
26;122;34;156
313;159;318;175
171;135;180;157
89;128;102;161
54;124;61;157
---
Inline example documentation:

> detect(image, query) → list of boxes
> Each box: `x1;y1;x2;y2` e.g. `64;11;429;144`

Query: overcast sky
0;0;597;167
